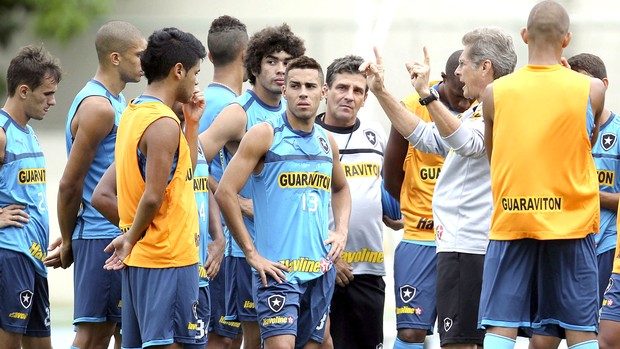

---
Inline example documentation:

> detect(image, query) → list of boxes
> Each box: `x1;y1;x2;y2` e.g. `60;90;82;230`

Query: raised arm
198;103;248;163
182;87;206;170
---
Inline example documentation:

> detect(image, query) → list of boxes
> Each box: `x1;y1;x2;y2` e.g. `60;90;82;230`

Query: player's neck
600;108;612;125
287;111;315;133
252;84;281;107
142;83;176;109
1;100;28;128
212;67;243;96
94;69;126;97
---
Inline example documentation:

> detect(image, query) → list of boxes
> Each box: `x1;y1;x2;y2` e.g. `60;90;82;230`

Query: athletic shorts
601;273;620;322
598;248;615;307
436;251;485;346
209;255;242;338
479;235;599;333
393;241;436;334
253;267;335;347
0;248;51;337
72;238;122;324
329;274;385;349
225;256;257;322
121;264;199;348
185;286;210;349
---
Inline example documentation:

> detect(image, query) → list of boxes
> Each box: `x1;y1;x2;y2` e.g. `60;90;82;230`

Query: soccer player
102;27;207;349
0;45;62;349
215;56;351;349
198;23;305;349
199;15;248;349
51;20;145;349
480;2;605;349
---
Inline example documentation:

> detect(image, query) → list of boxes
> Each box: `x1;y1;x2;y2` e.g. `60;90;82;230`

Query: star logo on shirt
20;290;33;309
318;136;330;153
399;285;416;303
267;295;285;313
601;133;617;151
364;129;377;146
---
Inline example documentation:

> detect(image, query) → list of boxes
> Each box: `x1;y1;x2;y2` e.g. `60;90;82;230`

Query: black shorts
329;274;385;349
436;252;485;346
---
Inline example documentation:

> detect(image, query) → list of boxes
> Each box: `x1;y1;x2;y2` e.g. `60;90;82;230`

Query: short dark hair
244;23;305;85
325;55;366;89
444;49;463;79
7;45;62;97
284;56;324;85
568;53;607;80
141;27;207;84
208;15;248;66
95;20;144;63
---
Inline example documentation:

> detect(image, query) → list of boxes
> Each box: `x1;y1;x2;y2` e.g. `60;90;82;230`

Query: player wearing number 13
215;56;351;349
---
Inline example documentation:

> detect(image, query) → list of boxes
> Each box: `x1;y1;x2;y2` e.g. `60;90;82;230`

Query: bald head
95;21;144;63
527;0;569;43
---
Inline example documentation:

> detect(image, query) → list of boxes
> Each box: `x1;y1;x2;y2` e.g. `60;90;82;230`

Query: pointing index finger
373;46;383;65
423;46;430;66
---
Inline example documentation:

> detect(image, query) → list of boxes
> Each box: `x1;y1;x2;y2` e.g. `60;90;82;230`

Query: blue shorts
121;264;199;348
598;248;615;307
209;256;241;338
0;248;51;337
393;241;436;334
225;256;256;322
479;235;598;333
253;267;335;347
185;286;210;349
601;273;620;322
72;238;121;324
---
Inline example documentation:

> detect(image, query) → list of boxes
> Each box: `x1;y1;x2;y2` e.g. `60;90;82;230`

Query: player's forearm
215;188;257;257
600;191;620;212
425;100;462;138
185;118;200;170
373;89;420;138
331;184;352;236
124;190;164;245
207;192;224;243
57;181;83;243
91;190;120;226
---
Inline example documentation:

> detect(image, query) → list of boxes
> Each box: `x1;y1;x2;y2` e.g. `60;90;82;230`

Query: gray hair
462;27;517;79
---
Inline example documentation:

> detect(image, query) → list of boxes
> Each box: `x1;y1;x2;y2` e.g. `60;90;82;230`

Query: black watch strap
419;89;439;106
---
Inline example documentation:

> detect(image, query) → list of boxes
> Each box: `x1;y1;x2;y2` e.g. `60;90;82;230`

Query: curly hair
208;15;248;66
244;23;305;85
141;27;206;84
568;53;607;80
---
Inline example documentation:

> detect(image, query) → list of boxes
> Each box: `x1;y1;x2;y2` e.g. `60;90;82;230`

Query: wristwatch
419;88;439;106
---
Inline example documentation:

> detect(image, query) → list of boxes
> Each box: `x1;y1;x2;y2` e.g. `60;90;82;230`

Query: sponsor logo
435;225;444;240
601;133;617;151
9;312;28;320
193;176;209;192
120;225;130;234
341;248;384;264
243;300;255;309
278;172;331;191
218;316;242;328
399;285;416;303
318;136;329;153
29;242;47;262
268;295;285;313
501;196;562;212
198;265;208;279
262;315;294;326
279;257;330;273
364;129;377;146
18;168;45;184
598;170;615;187
416;217;434;231
20;290;33;309
419;166;441;182
395;306;422;315
188;322;198;330
186;167;193;181
342;162;380;178
444;317;453;332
